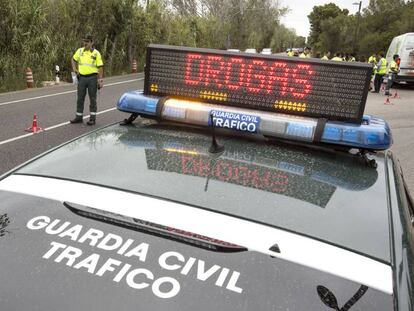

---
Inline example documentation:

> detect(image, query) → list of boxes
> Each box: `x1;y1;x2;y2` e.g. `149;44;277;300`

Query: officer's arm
71;58;78;74
98;67;103;81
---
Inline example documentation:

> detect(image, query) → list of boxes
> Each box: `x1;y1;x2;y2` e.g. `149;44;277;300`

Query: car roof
14;121;391;264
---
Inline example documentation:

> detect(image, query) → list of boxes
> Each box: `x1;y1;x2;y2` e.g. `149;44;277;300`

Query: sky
280;0;367;38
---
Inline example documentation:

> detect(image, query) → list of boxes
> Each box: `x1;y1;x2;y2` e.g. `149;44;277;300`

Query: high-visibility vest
287;51;294;57
299;53;310;58
368;55;377;63
377;58;387;74
321;55;329;60
73;47;104;75
331;57;342;61
349;57;356;62
387;60;399;73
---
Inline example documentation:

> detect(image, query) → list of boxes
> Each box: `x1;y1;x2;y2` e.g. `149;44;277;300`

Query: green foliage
308;0;414;59
308;3;349;47
0;0;304;93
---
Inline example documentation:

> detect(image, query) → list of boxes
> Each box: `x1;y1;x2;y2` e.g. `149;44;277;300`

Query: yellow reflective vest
73;48;104;75
299;53;310;58
287;51;295;57
368;55;377;64
377;58;387;74
321;55;329;60
331;57;343;61
387;60;399;73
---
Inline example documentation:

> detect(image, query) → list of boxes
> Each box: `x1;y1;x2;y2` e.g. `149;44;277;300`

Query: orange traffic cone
393;89;400;99
25;114;43;133
384;96;393;105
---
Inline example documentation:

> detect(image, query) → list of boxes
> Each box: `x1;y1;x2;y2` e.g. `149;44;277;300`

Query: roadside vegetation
0;0;304;93
1;0;413;93
308;0;414;57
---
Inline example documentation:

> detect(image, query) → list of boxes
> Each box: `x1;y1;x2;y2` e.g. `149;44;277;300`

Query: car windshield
16;123;390;262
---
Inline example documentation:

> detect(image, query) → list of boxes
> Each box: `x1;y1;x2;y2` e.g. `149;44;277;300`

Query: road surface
1;74;413;194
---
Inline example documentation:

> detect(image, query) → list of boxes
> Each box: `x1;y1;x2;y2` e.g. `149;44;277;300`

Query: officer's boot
70;116;83;124
87;116;96;126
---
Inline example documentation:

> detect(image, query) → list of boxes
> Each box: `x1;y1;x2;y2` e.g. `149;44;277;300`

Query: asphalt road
0;73;144;176
0;74;413;195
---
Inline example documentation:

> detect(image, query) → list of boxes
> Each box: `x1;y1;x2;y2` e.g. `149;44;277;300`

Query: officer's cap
83;34;94;42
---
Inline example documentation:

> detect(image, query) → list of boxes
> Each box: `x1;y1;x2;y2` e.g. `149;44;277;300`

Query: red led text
184;53;314;99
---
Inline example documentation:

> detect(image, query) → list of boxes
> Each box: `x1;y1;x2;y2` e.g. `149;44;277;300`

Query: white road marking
0;78;143;107
0;107;117;146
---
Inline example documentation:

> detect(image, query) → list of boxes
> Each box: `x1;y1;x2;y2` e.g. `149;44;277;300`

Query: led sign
144;45;372;123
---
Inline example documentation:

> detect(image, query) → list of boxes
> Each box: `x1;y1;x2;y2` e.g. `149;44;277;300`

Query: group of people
286;47;401;96
368;53;400;96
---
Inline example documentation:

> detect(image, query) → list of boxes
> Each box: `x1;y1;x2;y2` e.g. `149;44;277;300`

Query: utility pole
352;1;362;53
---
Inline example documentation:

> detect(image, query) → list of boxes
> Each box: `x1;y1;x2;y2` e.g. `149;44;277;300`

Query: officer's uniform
72;44;103;124
368;55;377;80
374;57;387;93
299;52;310;58
385;58;399;95
321;55;329;60
331;56;343;61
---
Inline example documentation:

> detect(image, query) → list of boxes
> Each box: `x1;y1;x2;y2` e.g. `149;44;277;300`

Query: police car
0;45;413;311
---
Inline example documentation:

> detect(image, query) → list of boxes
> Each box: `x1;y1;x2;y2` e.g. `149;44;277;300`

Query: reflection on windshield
119;125;378;208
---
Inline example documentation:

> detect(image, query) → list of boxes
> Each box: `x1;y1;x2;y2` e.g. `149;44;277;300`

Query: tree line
0;0;305;93
2;0;410;93
308;0;414;59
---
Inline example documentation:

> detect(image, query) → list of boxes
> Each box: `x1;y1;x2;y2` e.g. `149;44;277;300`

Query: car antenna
208;113;224;154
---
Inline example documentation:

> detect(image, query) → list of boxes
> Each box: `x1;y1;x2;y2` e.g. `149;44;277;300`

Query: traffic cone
384;95;393;105
393;89;400;99
25;114;43;133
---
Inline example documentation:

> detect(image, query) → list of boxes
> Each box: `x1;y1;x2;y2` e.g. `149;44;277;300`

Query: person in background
321;51;331;60
385;54;400;96
287;49;295;57
368;54;377;64
343;53;349;61
299;46;311;58
331;53;343;61
373;52;387;93
70;34;104;125
348;53;356;62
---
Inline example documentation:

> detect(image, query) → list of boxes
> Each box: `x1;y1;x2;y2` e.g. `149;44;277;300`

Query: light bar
117;92;392;150
144;45;372;123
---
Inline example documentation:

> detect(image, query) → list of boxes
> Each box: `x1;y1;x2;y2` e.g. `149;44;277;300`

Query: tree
308;3;349;49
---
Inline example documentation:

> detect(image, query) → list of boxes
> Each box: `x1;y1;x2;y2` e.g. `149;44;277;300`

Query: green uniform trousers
76;74;98;119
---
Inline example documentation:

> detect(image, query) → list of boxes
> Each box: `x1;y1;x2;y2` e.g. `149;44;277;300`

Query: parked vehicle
386;32;414;84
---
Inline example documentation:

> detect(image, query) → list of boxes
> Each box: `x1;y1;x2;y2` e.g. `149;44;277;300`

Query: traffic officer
321;51;331;60
373;53;387;93
299;47;311;58
70;34;104;125
287;49;295;57
331;53;343;61
385;54;400;96
368;54;377;64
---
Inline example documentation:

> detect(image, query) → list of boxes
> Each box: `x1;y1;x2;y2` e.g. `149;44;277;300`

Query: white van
386;32;414;84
